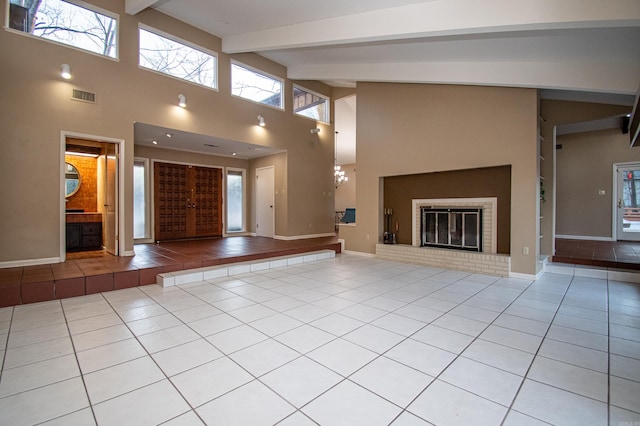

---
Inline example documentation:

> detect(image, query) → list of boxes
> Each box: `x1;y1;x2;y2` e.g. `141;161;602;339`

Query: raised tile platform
0;236;341;307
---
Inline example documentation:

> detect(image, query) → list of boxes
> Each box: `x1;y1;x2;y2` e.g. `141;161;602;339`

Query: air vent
72;88;96;104
204;144;219;148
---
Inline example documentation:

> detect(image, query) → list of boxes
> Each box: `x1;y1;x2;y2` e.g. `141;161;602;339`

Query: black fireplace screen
421;207;482;252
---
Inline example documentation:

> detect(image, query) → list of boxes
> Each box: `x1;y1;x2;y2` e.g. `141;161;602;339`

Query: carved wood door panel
192;166;222;237
154;162;222;241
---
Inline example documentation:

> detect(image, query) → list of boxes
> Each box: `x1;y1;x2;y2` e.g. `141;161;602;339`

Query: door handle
618;199;623;208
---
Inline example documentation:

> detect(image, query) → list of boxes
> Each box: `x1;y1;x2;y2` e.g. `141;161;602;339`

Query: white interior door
104;143;118;254
616;163;640;241
256;166;274;238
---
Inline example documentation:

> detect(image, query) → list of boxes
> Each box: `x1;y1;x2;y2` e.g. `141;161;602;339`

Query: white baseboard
123;250;135;257
0;257;61;268
344;250;376;258
508;271;539;281
555;234;614;241
223;232;251;238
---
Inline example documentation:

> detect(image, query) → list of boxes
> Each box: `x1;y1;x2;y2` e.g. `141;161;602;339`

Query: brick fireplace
377;197;511;276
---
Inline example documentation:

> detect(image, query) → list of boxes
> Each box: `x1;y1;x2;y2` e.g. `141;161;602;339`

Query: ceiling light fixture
334;131;348;188
152;140;158;145
165;133;173;138
310;128;320;134
257;115;265;127
178;94;186;108
60;64;71;79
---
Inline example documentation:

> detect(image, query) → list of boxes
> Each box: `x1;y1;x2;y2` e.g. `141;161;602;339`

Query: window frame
6;0;120;60
138;24;218;91
225;167;246;234
133;157;152;242
293;84;330;124
230;60;285;110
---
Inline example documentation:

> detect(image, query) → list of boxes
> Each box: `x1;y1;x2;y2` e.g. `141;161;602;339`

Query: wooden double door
154;162;223;241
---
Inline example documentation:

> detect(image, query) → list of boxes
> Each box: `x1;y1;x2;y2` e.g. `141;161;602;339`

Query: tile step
157;250;336;287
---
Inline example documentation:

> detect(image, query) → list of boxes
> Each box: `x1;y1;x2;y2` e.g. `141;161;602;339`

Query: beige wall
352;83;539;275
0;0;334;264
556;129;640;237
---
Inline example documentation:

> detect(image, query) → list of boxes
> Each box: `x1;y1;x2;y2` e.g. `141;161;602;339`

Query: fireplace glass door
422;208;482;251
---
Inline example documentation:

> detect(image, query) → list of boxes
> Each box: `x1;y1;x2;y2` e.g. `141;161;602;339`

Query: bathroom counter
66;212;102;223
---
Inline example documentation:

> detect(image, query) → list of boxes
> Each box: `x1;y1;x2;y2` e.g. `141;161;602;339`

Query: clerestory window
139;26;217;89
293;85;329;123
8;0;118;58
231;61;283;109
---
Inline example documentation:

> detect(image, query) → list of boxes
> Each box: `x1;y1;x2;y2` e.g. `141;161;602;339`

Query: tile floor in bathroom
0;254;639;425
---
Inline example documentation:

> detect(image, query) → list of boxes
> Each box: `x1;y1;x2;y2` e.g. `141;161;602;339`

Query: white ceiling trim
287;61;640;95
222;0;640;53
125;0;159;15
556;115;626;136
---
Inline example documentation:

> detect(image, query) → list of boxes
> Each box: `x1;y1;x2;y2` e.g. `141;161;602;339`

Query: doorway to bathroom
61;132;124;261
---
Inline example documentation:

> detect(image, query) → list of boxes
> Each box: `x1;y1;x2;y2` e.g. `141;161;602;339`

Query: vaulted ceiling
127;0;640;156
126;0;640;102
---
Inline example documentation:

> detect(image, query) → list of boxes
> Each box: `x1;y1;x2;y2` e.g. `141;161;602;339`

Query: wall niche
383;165;512;254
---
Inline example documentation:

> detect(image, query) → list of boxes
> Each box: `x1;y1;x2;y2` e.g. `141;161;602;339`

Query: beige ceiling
134;123;285;160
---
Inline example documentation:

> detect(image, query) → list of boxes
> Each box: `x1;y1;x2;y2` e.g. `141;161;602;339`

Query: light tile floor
1;254;639;425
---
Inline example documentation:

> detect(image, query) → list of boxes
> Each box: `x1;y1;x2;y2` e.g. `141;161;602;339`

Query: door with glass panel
616;164;640;241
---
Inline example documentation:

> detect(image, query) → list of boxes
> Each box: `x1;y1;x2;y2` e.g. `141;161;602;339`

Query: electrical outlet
523;247;529;255
598;190;605;196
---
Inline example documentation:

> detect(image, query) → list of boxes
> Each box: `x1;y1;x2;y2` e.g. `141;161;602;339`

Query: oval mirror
65;162;81;197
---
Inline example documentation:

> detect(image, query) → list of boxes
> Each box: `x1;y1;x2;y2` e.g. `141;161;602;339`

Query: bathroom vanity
66;212;103;251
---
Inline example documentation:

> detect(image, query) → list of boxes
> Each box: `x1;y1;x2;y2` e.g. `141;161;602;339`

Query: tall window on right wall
293;85;329;123
226;169;245;233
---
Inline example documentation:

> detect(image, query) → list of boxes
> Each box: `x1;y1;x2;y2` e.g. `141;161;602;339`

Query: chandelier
334;131;348;188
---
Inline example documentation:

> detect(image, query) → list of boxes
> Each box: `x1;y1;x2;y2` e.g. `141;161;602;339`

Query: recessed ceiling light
165;133;173;138
232;152;237;156
152;140;158;145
